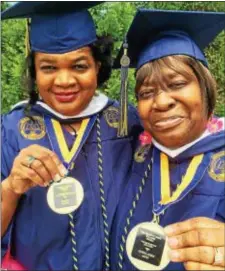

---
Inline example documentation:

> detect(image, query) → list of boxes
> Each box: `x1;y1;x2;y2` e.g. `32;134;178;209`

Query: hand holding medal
165;217;225;270
6;144;67;195
122;148;209;271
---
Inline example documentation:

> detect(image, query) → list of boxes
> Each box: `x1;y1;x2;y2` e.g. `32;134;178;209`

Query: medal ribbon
44;115;97;271
44;115;97;168
152;147;211;215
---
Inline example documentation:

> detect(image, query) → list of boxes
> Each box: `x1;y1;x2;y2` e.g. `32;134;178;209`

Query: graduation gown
111;121;225;271
1;99;141;271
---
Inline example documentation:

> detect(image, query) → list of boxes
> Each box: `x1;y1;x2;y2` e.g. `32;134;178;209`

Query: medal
118;149;210;271
47;177;84;214
126;217;170;271
44;116;97;214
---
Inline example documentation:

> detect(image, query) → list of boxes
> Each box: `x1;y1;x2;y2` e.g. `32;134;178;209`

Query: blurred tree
1;1;225;115
1;2;26;113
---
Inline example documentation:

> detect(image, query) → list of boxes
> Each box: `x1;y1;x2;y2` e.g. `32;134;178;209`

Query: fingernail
169;250;180;260
59;165;68;176
53;174;61;182
164;225;174;235
44;182;49;187
168;237;178;248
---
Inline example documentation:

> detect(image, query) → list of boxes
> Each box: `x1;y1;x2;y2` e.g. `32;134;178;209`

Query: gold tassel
25;19;31;80
117;40;130;137
25;19;31;57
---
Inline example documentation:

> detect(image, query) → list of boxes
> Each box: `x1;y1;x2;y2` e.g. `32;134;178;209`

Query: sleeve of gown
1;114;20;258
128;104;141;128
216;198;225;222
127;104;143;145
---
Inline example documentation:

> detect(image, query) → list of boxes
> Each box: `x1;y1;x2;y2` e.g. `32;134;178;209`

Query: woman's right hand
6;144;68;195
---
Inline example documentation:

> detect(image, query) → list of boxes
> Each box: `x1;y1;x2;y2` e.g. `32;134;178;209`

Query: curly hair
23;35;113;108
90;35;113;87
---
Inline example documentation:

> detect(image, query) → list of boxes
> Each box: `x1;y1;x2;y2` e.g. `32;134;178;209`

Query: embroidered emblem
208;151;225;182
19;116;46;140
134;144;151;163
103;106;119;128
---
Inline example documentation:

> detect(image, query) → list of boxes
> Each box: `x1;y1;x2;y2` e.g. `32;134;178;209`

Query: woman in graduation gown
1;3;140;271
111;9;225;271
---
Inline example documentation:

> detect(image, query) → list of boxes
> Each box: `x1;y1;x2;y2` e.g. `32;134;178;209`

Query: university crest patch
134;144;151;163
208;151;225;182
19;116;46;140
103;106;119;128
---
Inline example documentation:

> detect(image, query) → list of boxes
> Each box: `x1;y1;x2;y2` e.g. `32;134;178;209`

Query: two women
111;9;225;271
1;4;140;270
2;4;225;271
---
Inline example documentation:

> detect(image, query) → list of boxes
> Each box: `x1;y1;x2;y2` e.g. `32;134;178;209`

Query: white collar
11;92;109;119
152;117;225;157
152;129;211;158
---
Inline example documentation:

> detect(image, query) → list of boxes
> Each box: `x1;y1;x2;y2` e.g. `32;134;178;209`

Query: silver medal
126;221;170;270
47;176;84;214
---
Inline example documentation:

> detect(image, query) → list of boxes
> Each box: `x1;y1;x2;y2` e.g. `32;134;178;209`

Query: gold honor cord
51;118;90;163
160;153;204;205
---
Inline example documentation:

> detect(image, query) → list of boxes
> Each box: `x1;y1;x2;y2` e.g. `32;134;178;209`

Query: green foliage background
1;2;225;115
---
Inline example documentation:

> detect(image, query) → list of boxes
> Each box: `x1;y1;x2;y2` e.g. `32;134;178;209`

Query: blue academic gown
111;127;225;271
1;99;141;271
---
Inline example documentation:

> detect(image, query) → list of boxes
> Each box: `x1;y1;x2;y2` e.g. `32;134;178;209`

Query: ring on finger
26;155;36;168
213;247;223;266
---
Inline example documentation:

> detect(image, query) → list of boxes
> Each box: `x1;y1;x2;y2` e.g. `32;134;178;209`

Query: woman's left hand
164;217;225;270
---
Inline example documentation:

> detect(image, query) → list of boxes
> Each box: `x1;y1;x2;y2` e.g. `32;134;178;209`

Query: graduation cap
1;1;104;54
115;9;225;69
115;9;225;137
1;1;103;20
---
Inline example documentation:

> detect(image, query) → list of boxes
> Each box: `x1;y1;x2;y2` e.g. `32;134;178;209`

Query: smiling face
136;56;209;149
35;47;100;116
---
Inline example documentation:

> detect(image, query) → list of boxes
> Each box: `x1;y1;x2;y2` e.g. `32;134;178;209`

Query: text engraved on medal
47;177;84;214
131;227;165;266
126;222;170;270
53;183;77;208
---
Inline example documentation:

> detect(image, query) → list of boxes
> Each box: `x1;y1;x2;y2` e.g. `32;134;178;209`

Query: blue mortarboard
1;1;103;19
1;2;104;54
115;9;225;69
29;11;97;54
115;9;225;137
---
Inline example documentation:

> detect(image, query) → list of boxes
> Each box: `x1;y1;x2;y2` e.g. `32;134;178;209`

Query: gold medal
126;220;170;270
47;177;84;214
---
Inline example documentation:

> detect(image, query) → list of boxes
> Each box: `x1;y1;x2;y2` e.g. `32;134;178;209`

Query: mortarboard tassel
24;18;39;109
117;40;130;137
25;19;31;58
25;19;31;81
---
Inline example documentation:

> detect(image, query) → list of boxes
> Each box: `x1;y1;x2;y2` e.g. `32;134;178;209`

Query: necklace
68;124;77;136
